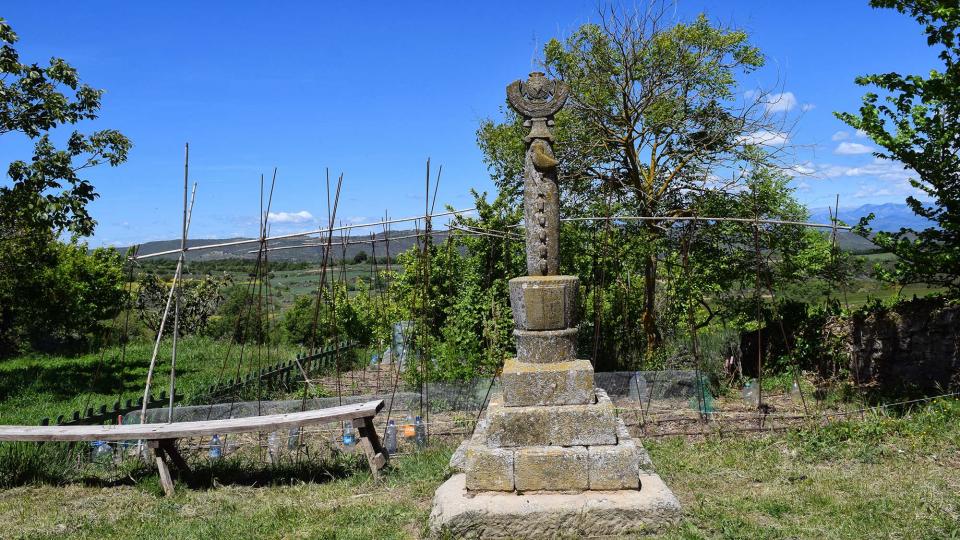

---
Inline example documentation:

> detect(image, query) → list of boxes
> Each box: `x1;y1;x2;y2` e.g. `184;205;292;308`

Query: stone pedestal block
501;357;595;406
515;446;589;491
466;445;515;492
589;440;641;490
486;389;617;447
514;328;577;363
509;275;579;330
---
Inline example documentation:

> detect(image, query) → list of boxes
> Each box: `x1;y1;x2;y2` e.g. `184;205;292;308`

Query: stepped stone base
429;473;682;539
501;357;594;406
485;389;616;447
465;412;650;492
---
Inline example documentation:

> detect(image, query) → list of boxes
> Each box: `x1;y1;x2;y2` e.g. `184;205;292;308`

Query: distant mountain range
117;204;932;261
809;203;934;233
806;203;934;253
122;230;450;262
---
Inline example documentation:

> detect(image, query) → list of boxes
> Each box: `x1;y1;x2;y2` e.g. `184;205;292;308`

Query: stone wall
826;297;960;396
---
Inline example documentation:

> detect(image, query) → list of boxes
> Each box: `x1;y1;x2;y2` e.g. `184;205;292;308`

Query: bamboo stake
167;143;196;423
141;156;198;425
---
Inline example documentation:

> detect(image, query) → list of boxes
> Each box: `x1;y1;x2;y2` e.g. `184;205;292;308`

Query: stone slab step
485;388;617;447
501;357;595;406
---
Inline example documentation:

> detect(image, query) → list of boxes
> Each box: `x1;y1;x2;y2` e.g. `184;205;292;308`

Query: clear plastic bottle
402;415;416;442
384;420;398;455
91;440;112;463
287;427;299;450
414;416;426;449
209;434;222;460
268;431;279;463
790;380;803;402
342;424;356;450
742;380;758;406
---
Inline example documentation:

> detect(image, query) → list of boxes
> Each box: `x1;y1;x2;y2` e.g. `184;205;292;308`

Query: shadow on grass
0;440;374;493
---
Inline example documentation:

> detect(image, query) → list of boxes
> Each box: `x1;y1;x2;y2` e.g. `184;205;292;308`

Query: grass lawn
0;399;957;539
0;337;303;426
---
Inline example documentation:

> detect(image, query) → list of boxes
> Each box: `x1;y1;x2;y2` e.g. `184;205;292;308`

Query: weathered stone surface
449;440;469;472
509;276;579;331
429;473;682;539
514;328;578;363
486;389;617;447
501;357;594;406
589;439;641;490
507;72;569;276
515;446;588;491
466;444;515;492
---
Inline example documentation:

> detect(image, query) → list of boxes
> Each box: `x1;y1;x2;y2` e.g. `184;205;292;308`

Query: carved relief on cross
506;72;569;277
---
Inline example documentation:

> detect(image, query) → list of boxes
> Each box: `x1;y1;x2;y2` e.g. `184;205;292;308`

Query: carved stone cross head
506;72;569;142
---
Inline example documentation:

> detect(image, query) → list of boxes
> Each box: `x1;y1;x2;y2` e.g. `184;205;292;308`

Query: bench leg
149;443;175;497
353;417;389;479
160;439;191;475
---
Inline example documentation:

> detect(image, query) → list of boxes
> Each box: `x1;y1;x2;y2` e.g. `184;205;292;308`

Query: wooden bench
0;399;389;496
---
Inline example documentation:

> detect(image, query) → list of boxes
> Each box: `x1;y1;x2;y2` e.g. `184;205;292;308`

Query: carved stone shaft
507;71;568;277
523;150;560;275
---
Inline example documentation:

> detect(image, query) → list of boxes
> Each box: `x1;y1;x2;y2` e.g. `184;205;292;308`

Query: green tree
479;4;788;356
352;250;369;264
0;18;131;356
0;238;125;355
134;273;230;336
836;0;960;295
0;18;131;238
282;282;379;349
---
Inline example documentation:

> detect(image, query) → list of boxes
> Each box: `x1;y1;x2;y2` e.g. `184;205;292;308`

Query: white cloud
831;131;850;141
737;130;790;146
268;210;315;224
793;162;816;175
763;92;798;113
835;142;874;155
855;129;869;138
801;103;816;112
792;157;915;182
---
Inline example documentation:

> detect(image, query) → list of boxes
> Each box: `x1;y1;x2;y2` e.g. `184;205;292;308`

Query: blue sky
0;1;940;246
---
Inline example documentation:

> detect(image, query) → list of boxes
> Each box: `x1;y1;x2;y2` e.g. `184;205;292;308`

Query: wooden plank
0;400;384;442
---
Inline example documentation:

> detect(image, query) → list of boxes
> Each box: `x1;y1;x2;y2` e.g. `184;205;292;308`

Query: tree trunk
642;251;661;359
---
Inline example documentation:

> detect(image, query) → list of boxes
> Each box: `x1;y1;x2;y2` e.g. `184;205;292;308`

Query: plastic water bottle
209;434;222;460
384;420;398;455
268;431;279;463
342;424;356;450
790;380;803;402
402;415;416;442
91;440;112;463
287;427;299;450
742;380;757;406
414;416;426;449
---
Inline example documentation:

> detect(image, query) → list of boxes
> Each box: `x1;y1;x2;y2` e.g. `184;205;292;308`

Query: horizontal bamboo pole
132;208;476;260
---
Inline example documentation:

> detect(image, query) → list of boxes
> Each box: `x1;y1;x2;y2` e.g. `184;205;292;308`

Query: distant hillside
809;203;934;233
122;203;935;260
122;230;450;262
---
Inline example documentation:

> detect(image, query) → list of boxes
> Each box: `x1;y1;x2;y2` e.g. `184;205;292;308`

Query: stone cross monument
429;72;680;539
